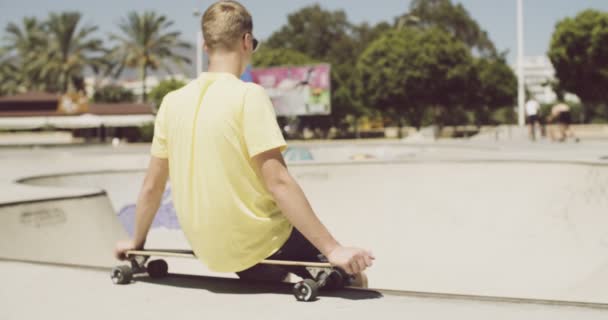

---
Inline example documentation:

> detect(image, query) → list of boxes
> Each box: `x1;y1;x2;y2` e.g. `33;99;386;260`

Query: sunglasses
245;33;259;52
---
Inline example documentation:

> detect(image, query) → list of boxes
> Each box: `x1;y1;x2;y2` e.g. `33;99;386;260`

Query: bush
138;123;155;142
149;79;186;109
93;85;135;103
492;107;517;125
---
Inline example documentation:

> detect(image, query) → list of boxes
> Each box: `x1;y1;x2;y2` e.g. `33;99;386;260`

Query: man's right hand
326;246;375;275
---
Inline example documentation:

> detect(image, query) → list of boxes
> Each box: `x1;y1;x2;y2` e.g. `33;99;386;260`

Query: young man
549;102;579;143
114;0;373;285
525;98;540;141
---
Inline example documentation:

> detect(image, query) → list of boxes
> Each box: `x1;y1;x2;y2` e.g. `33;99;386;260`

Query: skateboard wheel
293;279;319;302
111;265;133;285
324;270;345;290
147;259;169;278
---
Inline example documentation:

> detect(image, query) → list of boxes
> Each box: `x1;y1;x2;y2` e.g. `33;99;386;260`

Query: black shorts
526;115;539;124
558;111;571;125
236;228;323;282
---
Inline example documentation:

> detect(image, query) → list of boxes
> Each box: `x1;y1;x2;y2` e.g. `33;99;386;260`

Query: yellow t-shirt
150;72;292;272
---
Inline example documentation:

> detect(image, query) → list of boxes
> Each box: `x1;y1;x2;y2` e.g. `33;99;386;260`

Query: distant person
548;102;579;142
525;98;540;141
114;0;372;286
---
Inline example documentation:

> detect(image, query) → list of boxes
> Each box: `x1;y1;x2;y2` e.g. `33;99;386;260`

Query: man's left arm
114;156;168;260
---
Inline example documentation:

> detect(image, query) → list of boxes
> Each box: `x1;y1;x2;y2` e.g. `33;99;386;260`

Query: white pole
194;9;204;76
196;30;203;76
517;0;525;127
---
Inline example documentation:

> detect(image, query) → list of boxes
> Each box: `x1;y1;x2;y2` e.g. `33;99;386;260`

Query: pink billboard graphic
250;64;331;116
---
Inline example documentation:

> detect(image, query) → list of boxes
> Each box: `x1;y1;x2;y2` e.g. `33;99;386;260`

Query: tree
148;79;186;108
43;12;105;92
252;47;315;68
401;0;517;126
3;17;50;92
3;13;104;93
265;5;351;61
407;0;497;57
470;56;517;125
548;9;608;122
352;22;392;55
329;22;392;126
110;11;191;102
0;49;20;96
93;85;135;103
357;27;474;130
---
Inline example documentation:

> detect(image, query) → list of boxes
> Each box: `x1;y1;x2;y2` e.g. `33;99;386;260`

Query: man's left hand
114;239;141;261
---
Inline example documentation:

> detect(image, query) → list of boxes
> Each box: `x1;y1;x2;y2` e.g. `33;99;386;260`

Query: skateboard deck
111;249;351;302
126;249;333;267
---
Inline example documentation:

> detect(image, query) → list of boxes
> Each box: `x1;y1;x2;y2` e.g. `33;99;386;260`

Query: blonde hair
202;1;253;52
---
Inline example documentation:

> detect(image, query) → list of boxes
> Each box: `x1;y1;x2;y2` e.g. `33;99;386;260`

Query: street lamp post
397;14;420;30
517;0;525;127
193;10;204;76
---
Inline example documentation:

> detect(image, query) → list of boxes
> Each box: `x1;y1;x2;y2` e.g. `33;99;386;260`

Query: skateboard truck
293;269;352;302
110;254;169;285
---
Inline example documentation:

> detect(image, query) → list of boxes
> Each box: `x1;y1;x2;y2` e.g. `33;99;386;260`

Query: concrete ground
2;137;608;318
2;260;608;320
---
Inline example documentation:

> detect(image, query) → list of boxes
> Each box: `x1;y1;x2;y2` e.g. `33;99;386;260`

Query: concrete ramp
0;194;128;267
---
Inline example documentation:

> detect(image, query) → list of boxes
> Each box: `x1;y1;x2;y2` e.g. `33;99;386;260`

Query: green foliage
591;117;608;124
471;57;517;125
148;79;186;108
548;9;608;122
109;11;191;102
408;0;497;57
357;27;474;129
3;17;49;92
492;107;517;125
252;47;316;68
43;12;105;92
3;14;103;93
138;122;155;142
3;11;191;99
265;5;352;61
352;22;393;56
0;49;20;96
93;85;135;103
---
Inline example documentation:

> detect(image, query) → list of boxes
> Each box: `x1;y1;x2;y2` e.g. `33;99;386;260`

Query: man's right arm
251;148;374;275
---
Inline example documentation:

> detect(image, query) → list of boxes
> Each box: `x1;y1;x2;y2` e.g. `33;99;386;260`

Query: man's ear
203;44;210;54
243;33;251;52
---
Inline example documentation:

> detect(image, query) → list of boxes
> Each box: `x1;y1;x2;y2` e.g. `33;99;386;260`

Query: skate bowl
7;158;608;304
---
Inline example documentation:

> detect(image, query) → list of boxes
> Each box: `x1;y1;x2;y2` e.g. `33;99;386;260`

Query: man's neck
207;52;243;78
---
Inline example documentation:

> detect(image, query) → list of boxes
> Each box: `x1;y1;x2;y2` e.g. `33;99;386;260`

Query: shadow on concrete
136;273;383;301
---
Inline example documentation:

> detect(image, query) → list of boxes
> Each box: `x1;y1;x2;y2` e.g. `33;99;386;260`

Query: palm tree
0;49;21;95
110;11;192;102
3;13;104;93
43;12;104;92
3;17;48;91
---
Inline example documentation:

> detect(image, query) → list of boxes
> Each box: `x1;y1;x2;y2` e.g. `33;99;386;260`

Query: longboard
111;249;351;302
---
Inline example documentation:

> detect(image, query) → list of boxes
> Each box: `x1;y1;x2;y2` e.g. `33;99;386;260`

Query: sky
1;0;607;64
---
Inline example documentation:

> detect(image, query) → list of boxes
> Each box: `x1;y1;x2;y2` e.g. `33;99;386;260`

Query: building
513;55;579;105
520;56;556;104
0;92;155;142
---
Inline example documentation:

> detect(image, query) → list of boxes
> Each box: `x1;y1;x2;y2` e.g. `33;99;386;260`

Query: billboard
250;64;331;116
